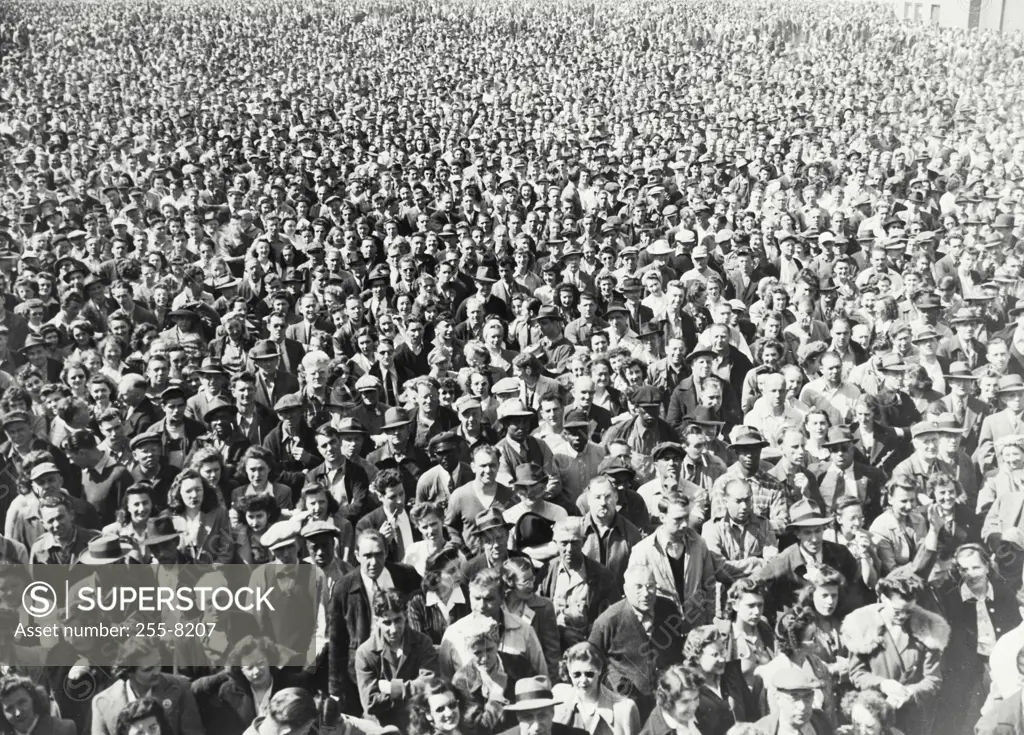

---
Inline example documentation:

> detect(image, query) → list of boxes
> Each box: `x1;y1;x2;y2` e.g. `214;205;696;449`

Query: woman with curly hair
837;689;903;735
719;579;774;689
755;606;836;727
188;446;238;509
231;493;280;565
639;665;706;735
842;570;948;735
797;566;850;678
230;445;293;517
552;642;639;735
680;626;756;733
168;468;234;563
0;674;75;735
407;547;470;645
408;677;466;735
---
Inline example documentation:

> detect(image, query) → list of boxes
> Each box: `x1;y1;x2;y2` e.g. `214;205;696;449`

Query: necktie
447;471;456;499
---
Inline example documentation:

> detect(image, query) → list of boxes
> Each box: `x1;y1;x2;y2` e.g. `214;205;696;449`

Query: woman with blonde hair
553;642;640;735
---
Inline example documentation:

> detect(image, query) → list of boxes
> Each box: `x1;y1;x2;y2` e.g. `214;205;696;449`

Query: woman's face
849;703;883;735
126;715;161;735
416;514;443;543
1002;445;1024;470
126;492;153;525
179;478;204;509
698;640;726;676
668;689;700;725
839;504;864;532
67;368;87;392
1;688;36;730
89;382;111;405
427;692;460;734
733;593;764;626
197;460;221;486
567;660;601;694
246;459;270;487
241;663;271;685
933;483;958;511
812;584;840;617
806;414;828;439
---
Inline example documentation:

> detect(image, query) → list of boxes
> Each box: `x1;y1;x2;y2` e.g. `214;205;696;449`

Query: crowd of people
1;0;1024;733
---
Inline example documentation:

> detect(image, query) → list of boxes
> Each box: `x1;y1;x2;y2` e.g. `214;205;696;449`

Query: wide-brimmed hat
504;677;559;712
686;348;716;363
997;375;1024;394
80;536;132;565
688;406;725;427
786;499;832;531
140;514;184;546
729;427;769;450
250;340;280;360
531;305;562;323
472;265;499;284
196;358;229;376
821;426;855;448
498;399;534;421
944;361;979;381
380;408;412;430
473;508;510;535
949;307;982;325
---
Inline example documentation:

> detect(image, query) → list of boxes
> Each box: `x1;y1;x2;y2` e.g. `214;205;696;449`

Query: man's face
623;571;656;611
41;505;72;539
516;707;555;735
796;526;824;556
376;610;407;647
725;484;752;523
358;539;387;579
469;582;502;617
163;397;186;423
474;452;498;484
778;690;814;730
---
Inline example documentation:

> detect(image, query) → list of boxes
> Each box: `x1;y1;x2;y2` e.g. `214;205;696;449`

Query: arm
89;700;110;735
767;489;789;536
444;494;467;551
355;647;404;717
904;645;943;701
339;471;371;520
521;621;549;677
328;593;350;699
176;685;205;735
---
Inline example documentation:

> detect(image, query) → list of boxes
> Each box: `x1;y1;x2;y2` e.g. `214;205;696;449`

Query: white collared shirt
425;585;466;625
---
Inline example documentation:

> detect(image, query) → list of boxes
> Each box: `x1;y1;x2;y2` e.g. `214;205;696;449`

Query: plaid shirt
710;465;790;535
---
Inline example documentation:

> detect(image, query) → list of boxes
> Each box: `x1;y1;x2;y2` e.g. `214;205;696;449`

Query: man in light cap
755;665;830;734
452;394;498;465
7;460;98;550
536;516;620;648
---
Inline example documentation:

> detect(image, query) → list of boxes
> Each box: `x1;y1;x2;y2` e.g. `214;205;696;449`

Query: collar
425;586;466;608
961;579;993;602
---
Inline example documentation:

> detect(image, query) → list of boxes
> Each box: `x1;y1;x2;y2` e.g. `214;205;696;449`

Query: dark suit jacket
354;627;438;727
751;540;870;622
665;376;742;434
850;423;908;477
537;556;622;640
393;342;429;388
937;335;987;370
498;723;586;735
328;563;423;698
308;459;373;520
588;598;685;711
124;397;162;437
92;674;203;735
355;506;423;562
809;461;887;524
252;369;301;410
753;710;833;735
191;668;308;735
405;405;460;453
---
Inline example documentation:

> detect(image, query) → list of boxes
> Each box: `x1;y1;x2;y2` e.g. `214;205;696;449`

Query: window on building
930;4;940;23
914;3;924;21
904;2;912;18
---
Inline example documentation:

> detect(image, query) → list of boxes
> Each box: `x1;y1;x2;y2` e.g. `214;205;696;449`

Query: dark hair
421;546;463;595
408;677;463;735
654;665;705;708
167;468;218;514
410;501;442;526
0;675;49;728
774;605;818;658
233;492;280;523
726;578;766;619
839;689;895;731
371;589;407;618
61;428;98;452
875;569;924;601
115;698;172;735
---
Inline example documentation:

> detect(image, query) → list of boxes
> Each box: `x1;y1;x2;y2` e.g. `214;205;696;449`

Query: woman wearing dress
169;468;235;563
797;566;851;683
407;547;471;645
553;642;640;735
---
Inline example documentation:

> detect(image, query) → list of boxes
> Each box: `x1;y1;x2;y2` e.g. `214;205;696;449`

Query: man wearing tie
975;374;1024;474
812;426;887;525
930;361;986;455
357;469;419;563
369;337;402;406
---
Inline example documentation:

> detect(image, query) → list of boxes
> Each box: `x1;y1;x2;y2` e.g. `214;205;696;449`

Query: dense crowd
1;0;1024;733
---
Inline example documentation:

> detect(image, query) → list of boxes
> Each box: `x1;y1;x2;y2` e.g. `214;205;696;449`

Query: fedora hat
250;340;280;360
531;304;563;323
821;426;855;448
729;426;769;450
688;406;725;427
380;408;412;430
504;677;559;712
196;358;229;376
786;499;832;531
949;307;981;325
515;512;555;548
472;265;499;284
998;375;1024;394
80;536;132;565
944;361;979;381
473;507;510;535
140;514;183;546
